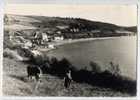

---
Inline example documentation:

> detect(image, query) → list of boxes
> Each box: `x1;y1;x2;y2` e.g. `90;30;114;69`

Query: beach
51;37;119;46
39;37;120;52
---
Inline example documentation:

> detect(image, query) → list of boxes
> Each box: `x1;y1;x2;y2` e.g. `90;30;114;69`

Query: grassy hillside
3;57;131;96
4;14;137;38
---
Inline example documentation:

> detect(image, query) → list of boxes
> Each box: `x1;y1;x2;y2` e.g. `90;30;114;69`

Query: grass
3;57;132;96
28;54;136;96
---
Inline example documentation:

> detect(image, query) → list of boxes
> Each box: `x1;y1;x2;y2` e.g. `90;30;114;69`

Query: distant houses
33;30;64;40
56;25;69;30
54;36;64;41
48;44;55;49
115;30;135;36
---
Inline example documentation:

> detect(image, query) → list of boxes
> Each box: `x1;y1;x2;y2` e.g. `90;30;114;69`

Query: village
6;29;65;51
6;28;135;51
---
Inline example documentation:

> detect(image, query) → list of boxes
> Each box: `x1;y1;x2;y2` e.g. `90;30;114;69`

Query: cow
27;65;42;81
64;69;72;88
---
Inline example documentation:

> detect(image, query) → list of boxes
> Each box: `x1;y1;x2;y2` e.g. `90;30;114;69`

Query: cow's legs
35;74;39;81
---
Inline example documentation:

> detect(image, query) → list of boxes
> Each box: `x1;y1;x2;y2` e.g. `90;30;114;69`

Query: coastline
39;36;136;52
39;36;123;52
50;37;118;47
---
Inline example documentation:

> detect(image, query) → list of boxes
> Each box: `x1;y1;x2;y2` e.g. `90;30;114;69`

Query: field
3;57;132;96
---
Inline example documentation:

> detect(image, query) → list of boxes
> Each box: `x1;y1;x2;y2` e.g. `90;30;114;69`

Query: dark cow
27;65;42;81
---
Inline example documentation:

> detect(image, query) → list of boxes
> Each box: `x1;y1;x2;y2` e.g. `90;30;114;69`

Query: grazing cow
27;65;42;81
64;69;72;88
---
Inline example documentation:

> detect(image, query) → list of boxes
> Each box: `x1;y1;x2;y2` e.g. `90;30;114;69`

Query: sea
47;36;137;80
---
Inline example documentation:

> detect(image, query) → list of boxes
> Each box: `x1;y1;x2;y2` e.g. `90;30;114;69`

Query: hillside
4;14;137;39
3;57;130;96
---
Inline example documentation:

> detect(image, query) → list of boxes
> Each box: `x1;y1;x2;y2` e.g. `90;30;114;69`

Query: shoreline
38;36;136;81
50;37;119;47
39;36;130;52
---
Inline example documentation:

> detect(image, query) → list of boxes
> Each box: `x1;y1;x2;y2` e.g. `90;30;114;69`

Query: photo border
0;0;139;100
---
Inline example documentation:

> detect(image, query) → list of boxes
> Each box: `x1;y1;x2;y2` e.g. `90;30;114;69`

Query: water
47;36;137;80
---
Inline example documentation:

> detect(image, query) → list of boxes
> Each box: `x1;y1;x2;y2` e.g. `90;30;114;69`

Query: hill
3;57;131;96
4;14;137;39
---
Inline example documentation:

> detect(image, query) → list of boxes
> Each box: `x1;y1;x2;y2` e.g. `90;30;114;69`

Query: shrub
89;61;102;73
58;58;72;72
31;53;50;66
50;57;72;77
3;48;23;61
108;61;121;76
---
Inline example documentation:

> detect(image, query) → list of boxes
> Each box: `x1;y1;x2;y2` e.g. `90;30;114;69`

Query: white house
48;44;55;49
24;40;32;48
42;32;49;42
54;36;64;41
31;50;42;57
56;25;69;30
9;35;13;41
115;30;135;36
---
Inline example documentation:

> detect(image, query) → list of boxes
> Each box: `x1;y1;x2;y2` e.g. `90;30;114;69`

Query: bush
3;48;23;61
89;61;102;73
108;61;121;76
23;55;136;95
49;57;72;77
30;53;50;65
4;40;17;50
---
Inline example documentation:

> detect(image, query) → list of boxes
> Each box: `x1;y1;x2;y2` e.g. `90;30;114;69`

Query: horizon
4;4;137;27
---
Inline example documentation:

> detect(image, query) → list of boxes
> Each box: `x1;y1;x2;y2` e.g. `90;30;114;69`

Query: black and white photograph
2;4;137;97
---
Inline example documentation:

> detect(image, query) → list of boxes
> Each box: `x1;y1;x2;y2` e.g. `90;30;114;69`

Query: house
56;25;69;30
54;36;64;41
34;31;41;39
33;31;43;45
24;40;32;48
42;32;49;42
9;35;13;41
48;44;55;49
115;30;135;36
56;31;62;34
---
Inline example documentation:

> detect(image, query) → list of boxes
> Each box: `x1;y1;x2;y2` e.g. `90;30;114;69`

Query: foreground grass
3;57;131;96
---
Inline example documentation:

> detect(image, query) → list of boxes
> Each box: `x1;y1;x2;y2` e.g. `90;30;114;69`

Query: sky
5;4;137;26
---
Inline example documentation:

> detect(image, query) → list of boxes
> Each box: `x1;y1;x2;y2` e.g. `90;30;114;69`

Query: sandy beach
39;37;120;52
51;37;118;46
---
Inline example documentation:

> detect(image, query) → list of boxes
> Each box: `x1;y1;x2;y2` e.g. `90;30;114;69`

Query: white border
0;0;139;100
0;0;4;97
4;0;138;4
137;1;140;99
